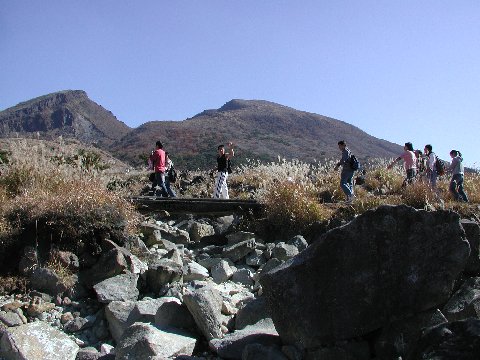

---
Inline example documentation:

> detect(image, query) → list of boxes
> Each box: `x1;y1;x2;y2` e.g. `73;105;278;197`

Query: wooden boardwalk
127;196;263;216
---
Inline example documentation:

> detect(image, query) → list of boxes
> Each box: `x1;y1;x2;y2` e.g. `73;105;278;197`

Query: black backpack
168;166;178;183
433;154;446;176
349;154;360;171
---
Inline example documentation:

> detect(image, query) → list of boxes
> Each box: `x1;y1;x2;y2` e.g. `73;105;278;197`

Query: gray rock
287;235;309;252
0;321;79;360
271;242;299;261
209;320;280;360
226;231;256;245
183;261;209;282
246;250;267;267
115;322;196;360
258;258;283;275
261;205;470;348
154;297;197;332
82;248;128;287
214;215;235;235
223;239;256;262
183;284;224;340
0;310;23;327
64;317;89;333
29;267;68;296
211;260;234;284
145;258;183;294
408;318;480;359
374;309;445;359
190;222;215;243
104;300;136;343
93;273;139;303
443;276;480;322
231;267;254;287
75;347;100;360
235;297;271;330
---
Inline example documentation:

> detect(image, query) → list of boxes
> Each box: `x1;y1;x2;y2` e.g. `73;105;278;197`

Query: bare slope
0;90;131;147
111;99;402;169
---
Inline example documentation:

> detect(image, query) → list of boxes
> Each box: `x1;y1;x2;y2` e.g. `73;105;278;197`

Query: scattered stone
0;321;79;360
93;273;139;303
115;322;196;359
183;284;224;340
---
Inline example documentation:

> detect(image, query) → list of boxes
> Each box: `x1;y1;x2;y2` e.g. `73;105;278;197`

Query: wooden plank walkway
127;196;263;216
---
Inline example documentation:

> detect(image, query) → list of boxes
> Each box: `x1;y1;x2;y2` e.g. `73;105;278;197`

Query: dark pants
154;172;168;197
450;174;468;202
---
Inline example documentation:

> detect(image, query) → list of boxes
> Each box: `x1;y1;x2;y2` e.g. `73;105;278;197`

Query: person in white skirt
213;142;234;199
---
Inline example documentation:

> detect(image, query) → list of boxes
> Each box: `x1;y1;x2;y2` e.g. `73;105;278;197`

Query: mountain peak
0;90;130;146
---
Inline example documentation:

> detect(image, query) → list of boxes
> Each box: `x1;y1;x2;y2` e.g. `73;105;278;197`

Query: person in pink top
149;141;168;197
387;142;417;186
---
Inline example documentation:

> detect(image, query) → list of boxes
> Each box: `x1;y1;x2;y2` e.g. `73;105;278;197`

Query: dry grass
0;139;141;277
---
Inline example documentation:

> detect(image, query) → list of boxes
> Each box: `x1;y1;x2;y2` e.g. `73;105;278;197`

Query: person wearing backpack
164;152;177;197
448;150;468;202
334;140;355;203
424;144;438;188
213;142;234;199
150;141;169;197
387;142;417;186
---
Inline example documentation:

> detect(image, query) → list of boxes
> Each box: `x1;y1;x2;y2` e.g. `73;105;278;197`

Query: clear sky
1;1;479;167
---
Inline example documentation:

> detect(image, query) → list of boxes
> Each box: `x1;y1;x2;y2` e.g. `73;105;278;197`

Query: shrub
261;179;333;236
401;181;439;209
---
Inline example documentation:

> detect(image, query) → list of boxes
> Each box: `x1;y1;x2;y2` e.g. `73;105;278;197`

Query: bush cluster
0;139;140;275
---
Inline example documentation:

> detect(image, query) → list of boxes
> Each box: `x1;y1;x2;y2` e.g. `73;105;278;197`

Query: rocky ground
1;205;480;359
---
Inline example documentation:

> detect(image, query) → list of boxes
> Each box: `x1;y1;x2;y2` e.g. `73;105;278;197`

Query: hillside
0;90;131;148
0;92;403;169
110;99;403;169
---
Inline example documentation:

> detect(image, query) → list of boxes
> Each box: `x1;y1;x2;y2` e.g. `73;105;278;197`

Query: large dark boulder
260;205;470;348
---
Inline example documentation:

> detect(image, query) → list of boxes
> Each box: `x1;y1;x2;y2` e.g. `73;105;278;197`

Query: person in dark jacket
334;140;355;203
213;142;234;199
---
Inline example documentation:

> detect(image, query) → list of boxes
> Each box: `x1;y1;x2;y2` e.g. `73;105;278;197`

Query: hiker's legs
155;172;168;197
340;170;354;199
451;174;468;202
165;178;176;197
213;172;229;199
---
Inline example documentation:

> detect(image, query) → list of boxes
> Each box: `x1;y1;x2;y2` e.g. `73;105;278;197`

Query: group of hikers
335;140;469;204
148;139;468;204
148;141;234;199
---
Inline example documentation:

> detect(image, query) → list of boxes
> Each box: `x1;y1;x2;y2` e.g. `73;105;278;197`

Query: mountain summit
1;92;402;169
111;98;402;168
0;90;130;147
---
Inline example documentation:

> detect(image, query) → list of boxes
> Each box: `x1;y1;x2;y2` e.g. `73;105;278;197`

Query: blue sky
1;1;479;167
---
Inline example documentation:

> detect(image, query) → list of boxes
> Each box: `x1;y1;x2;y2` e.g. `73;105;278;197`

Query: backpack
349;154;360;171
433;154;446;176
227;159;232;174
168;166;178;183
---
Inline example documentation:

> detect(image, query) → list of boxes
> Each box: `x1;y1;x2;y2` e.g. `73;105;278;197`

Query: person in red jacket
149;141;168;197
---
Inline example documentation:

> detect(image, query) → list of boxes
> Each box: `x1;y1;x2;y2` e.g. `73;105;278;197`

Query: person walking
424;144;438;188
164;152;177;197
213;143;234;199
334;140;355;203
387;142;417;186
448;150;468;202
150;141;168;197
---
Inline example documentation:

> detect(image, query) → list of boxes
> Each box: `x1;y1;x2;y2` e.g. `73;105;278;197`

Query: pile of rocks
1;205;480;359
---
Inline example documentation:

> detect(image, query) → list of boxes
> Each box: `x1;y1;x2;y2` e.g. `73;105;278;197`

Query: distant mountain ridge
0;91;403;169
0;90;130;147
